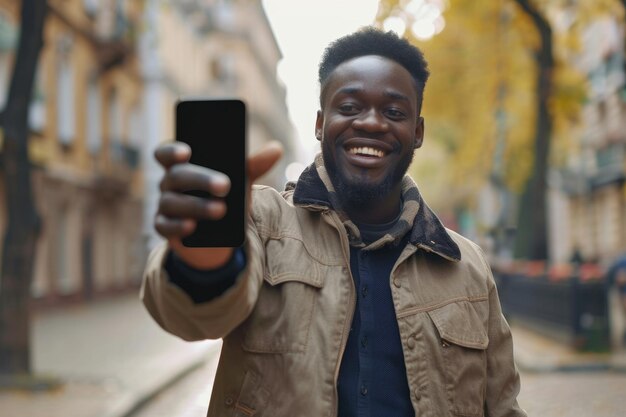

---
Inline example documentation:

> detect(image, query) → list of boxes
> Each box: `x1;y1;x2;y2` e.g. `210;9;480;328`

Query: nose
351;108;388;133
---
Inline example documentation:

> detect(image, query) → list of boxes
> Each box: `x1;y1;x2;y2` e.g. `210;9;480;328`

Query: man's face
316;55;424;210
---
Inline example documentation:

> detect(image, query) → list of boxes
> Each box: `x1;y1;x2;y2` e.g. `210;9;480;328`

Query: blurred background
0;0;625;416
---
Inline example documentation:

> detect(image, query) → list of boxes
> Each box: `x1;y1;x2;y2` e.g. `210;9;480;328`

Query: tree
510;0;553;260
0;0;48;377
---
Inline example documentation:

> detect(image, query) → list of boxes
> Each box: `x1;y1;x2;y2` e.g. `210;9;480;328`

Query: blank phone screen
175;99;246;247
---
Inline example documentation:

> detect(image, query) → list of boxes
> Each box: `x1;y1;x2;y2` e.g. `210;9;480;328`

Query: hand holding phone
153;99;283;269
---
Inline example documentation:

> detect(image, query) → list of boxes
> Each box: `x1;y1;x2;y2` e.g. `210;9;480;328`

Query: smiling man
141;28;527;417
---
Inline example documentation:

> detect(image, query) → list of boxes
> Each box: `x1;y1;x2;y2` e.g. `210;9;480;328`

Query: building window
56;34;75;146
109;87;123;160
123;105;141;168
0;11;17;109
0;51;10;109
129;105;141;148
56;207;73;294
29;63;47;132
87;78;102;154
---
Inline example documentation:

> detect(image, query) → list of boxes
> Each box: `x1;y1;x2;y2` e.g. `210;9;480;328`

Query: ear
414;116;424;149
315;110;323;141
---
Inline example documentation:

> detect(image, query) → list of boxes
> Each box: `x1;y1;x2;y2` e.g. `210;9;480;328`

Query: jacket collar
288;159;461;262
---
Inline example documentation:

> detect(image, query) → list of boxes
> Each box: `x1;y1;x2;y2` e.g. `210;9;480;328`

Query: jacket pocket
233;370;270;416
242;237;325;354
427;300;489;417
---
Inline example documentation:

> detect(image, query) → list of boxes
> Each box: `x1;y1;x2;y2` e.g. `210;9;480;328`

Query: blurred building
550;15;626;266
139;0;297;251
0;0;296;305
0;0;145;305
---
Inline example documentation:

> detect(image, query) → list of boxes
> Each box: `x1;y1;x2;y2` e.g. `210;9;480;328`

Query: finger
159;191;227;220
248;141;284;182
154;214;195;239
154;142;191;169
160;163;230;197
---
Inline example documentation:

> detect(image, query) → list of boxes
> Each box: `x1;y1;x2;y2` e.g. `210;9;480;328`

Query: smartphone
175;99;247;247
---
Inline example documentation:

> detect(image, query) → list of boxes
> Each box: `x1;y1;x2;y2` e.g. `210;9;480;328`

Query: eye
338;103;359;114
385;108;406;120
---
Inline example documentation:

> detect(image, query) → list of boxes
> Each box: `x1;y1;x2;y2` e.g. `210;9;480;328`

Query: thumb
248;141;284;182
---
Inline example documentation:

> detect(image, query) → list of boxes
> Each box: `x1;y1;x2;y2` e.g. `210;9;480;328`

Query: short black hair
318;27;430;110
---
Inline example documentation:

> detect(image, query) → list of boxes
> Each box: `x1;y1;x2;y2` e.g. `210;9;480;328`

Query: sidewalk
0;293;221;417
511;322;626;373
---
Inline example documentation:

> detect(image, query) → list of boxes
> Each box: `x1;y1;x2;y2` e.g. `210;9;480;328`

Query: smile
347;146;386;158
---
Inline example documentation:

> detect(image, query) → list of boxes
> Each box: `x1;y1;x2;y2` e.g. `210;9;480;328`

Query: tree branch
512;0;553;65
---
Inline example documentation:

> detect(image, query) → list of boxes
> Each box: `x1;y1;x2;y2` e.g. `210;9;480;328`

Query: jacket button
407;335;416;349
393;279;401;288
225;397;234;406
360;386;368;396
415;390;422;401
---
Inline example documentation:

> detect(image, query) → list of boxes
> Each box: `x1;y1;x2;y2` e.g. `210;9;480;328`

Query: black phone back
175;99;246;247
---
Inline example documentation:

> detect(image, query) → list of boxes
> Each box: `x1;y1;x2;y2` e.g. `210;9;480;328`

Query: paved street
129;352;626;417
518;370;626;416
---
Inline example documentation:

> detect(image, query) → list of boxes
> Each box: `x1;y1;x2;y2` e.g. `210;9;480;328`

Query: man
142;28;526;416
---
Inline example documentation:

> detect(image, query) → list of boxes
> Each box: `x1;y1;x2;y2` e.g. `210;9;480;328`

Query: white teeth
348;147;384;158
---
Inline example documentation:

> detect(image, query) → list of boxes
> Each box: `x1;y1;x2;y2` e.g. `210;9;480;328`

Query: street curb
97;341;221;417
516;359;612;373
514;351;619;373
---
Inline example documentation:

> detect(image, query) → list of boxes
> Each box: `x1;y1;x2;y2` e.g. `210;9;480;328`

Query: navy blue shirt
336;222;413;417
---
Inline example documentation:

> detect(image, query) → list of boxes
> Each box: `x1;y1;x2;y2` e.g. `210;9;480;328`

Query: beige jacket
141;182;527;417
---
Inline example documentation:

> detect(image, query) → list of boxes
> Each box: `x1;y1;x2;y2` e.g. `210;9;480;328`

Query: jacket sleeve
480;250;528;417
140;219;265;341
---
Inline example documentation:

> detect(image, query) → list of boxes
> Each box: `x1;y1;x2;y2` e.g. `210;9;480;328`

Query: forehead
323;55;417;103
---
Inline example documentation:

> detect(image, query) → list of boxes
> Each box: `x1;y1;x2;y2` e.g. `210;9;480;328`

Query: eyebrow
383;90;411;102
337;86;363;96
336;87;411;103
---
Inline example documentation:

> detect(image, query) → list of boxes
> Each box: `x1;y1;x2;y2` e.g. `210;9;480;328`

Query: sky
261;0;381;173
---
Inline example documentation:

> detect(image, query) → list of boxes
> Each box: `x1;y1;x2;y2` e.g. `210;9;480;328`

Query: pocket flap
264;237;325;288
427;301;489;350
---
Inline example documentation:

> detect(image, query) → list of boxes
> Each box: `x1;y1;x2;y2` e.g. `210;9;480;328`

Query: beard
322;143;414;211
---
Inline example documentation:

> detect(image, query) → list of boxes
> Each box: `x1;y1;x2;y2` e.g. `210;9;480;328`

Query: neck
344;187;402;224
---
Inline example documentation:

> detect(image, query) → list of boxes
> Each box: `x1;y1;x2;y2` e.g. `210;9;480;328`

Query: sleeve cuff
165;248;246;303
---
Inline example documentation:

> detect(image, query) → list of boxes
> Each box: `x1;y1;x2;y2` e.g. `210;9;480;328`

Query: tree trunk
0;0;47;376
512;0;554;261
